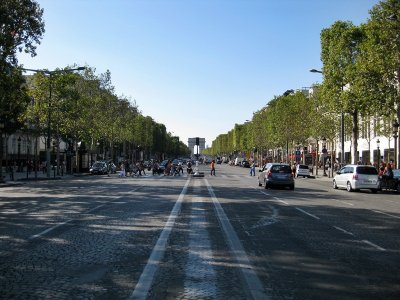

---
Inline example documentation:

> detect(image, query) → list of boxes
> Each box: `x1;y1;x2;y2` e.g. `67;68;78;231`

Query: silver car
333;164;379;193
258;163;294;190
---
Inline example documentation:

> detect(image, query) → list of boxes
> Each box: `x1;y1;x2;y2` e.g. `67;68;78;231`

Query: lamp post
393;121;399;169
377;139;381;169
310;68;345;167
21;66;85;178
322;137;327;176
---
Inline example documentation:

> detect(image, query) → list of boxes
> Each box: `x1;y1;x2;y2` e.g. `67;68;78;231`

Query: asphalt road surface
0;164;399;299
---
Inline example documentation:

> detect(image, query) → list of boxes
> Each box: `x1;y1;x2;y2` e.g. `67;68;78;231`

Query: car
258;163;294;190
242;160;250;168
89;161;108;175
333;164;379;193
296;164;311;178
379;168;400;192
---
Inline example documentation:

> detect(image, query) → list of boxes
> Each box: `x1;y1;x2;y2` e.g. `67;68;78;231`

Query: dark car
379;168;400;192
242;160;250;168
89;161;108;175
258;163;294;190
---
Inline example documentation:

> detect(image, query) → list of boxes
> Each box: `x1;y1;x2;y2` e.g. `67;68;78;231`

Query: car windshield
270;165;291;173
356;167;377;175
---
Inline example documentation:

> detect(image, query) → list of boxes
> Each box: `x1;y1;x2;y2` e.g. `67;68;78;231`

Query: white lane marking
183;179;217;298
295;207;320;220
336;200;354;206
129;179;191;300
28;189;138;240
362;240;386;251
205;179;269;300
371;209;400;220
333;226;354;236
29;219;73;240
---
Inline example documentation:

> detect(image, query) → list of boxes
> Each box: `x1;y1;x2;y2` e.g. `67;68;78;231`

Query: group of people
117;161;147;177
378;161;394;180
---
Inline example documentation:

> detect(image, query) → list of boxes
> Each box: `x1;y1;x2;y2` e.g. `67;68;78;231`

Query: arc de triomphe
187;137;205;157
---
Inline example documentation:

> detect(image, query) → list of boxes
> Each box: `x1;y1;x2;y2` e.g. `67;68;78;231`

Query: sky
18;0;381;148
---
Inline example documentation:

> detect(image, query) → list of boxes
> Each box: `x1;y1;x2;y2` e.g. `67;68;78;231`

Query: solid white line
295;207;320;220
371;209;400;220
362;240;386;251
333;226;354;236
129;178;191;300
205;179;268;300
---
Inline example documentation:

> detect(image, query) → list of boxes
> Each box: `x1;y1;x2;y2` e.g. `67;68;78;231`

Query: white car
333;165;379;193
295;164;311;178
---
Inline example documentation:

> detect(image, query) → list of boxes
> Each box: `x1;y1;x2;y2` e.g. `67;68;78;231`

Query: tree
0;0;44;133
320;20;365;163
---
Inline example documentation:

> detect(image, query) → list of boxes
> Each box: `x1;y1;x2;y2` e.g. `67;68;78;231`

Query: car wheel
346;181;353;192
264;180;269;189
371;189;378;193
289;184;294;190
333;180;338;189
258;180;262;187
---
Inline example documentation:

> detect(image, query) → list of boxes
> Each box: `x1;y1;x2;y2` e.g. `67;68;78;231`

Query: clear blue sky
18;0;380;148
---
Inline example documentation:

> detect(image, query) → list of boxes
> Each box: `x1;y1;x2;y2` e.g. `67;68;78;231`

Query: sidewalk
0;169;80;187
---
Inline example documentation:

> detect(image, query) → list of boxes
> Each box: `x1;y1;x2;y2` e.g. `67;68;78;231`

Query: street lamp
393;120;399;169
322;137;327;176
21;66;85;178
310;68;345;166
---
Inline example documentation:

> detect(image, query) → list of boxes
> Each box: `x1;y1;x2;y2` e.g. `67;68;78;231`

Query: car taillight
352;173;359;180
267;171;272;178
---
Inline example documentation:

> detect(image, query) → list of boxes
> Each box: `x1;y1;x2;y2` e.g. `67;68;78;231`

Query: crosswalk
135;174;246;179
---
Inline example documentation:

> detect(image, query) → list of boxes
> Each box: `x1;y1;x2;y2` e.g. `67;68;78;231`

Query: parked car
258;163;294;190
333;164;379;193
296;164;311;178
89;161;108;175
379;168;400;193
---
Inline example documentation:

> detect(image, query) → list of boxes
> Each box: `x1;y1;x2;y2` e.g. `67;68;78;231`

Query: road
0;164;399;299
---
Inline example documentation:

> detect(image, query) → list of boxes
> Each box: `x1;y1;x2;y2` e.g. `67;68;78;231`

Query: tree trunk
352;110;358;164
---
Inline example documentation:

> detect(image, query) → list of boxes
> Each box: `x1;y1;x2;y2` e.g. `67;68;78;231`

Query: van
296;164;311;178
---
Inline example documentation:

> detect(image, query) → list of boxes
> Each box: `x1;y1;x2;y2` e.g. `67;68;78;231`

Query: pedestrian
250;161;256;176
210;159;216;176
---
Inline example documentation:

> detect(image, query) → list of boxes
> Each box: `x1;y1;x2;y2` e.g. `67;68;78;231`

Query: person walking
210;159;216;176
250;161;256;176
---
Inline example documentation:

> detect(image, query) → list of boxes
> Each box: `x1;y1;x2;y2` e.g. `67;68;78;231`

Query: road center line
205;179;268;300
129;179;190;300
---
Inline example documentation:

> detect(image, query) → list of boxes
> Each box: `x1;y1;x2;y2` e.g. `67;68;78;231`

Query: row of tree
0;0;189;162
204;0;400;163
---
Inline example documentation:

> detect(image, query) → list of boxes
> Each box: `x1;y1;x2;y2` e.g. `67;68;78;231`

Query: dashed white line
362;240;386;251
295;207;320;220
333;226;354;236
370;209;400;220
28;189;138;240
